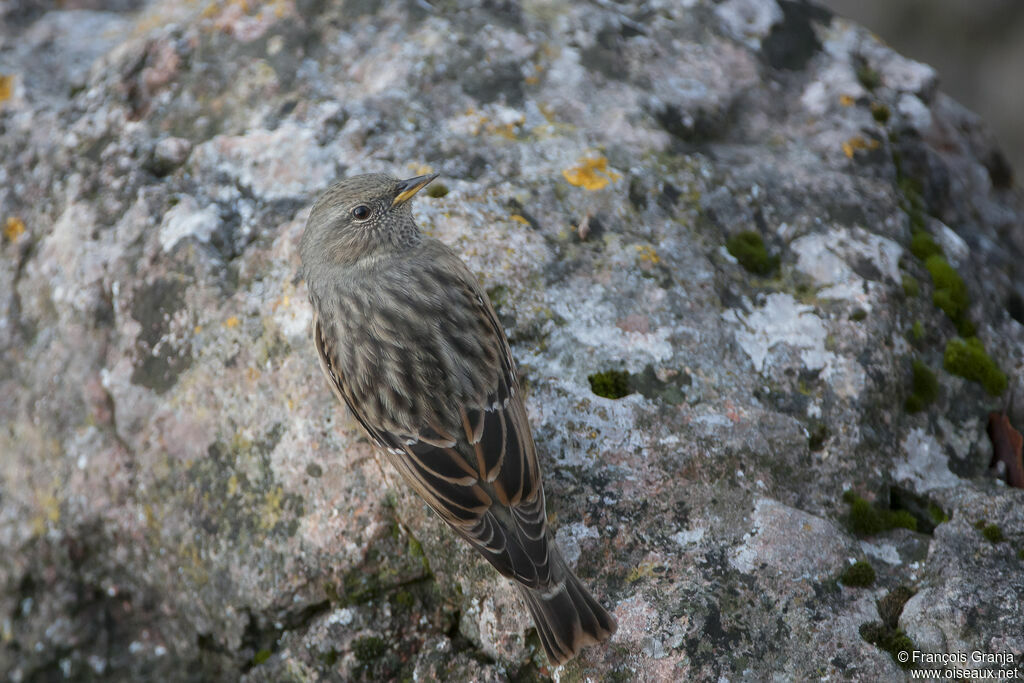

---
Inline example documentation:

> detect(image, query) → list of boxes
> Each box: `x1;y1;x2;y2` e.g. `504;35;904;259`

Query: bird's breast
325;275;496;439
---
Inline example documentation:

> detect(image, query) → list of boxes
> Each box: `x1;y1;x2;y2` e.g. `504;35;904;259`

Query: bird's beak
392;173;439;206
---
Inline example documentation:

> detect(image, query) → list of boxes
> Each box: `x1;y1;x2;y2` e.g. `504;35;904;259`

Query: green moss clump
425;182;449;198
904;360;938;413
871;102;891;123
588;369;632;399
341;567;385;605
807;420;829;451
887;509;917;531
899;177;927;230
850;308;868;322
407;535;430;573
392;590;415;608
352;636;388;662
794;280;815;301
1017;548;1024;561
928;503;949;526
840;561;876;587
843;492;918;535
253;649;272;665
943;337;1007;395
981;523;1005;544
847;496;884;534
860;621;915;669
726;231;779;276
909;229;942;260
924;255;970;326
910;320;925;343
856;65;882;91
901;274;920;298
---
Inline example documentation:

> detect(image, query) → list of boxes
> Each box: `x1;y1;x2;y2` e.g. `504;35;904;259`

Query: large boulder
2;0;1022;679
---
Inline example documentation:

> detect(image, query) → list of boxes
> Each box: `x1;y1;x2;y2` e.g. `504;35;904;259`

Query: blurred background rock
5;0;1022;175
820;0;1024;176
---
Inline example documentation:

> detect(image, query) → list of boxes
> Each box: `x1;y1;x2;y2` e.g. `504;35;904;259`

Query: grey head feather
299;173;422;278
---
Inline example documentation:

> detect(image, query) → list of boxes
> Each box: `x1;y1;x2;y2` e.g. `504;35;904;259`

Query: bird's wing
313;281;552;588
390;377;552;588
313;311;403;453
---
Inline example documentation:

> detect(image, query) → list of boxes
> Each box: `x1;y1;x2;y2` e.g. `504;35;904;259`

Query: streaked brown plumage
299;173;616;665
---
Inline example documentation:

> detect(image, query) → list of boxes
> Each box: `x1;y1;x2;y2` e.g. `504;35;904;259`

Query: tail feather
516;554;617;666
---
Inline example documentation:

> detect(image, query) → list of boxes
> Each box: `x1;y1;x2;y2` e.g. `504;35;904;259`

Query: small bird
299;173;617;665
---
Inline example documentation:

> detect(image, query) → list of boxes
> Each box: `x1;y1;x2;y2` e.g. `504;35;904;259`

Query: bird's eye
351;205;371;221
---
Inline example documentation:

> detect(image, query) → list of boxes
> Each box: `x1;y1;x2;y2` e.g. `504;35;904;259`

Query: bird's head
300;172;438;270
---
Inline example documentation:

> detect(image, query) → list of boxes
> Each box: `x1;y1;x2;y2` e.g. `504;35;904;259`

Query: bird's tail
516;552;617;666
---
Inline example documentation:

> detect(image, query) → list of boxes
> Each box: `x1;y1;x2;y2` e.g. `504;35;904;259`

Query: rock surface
2;0;1023;680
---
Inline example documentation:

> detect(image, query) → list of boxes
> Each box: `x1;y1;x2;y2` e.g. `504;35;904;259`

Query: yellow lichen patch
227;474;239;496
199;0;293;26
224;315;240;328
525;63;544;86
842;135;880;158
260;485;285;530
452;106;525;139
194;325;203;334
4;216;25;241
537;102;557;123
144;503;158;530
839;94;855;107
0;74;12;104
407;163;434;176
635;244;660;264
31;492;60;535
488;121;522;139
562;156;621;190
43;492;60;522
176;540;209;585
626;562;658;583
509;214;531;225
481;112;525;139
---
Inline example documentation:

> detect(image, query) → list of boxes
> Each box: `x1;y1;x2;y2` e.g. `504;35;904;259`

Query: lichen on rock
2;0;1023;680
